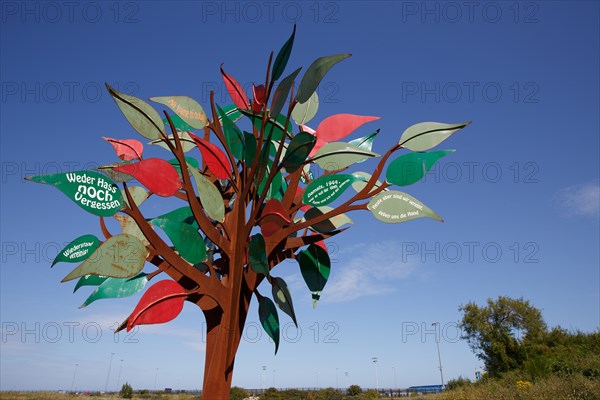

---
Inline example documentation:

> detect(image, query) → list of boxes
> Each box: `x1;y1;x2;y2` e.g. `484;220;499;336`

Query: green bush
346;385;362;396
229;386;250;400
119;382;133;399
446;375;472;390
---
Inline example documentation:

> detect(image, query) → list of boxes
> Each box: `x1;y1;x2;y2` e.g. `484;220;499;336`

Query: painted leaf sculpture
27;26;470;399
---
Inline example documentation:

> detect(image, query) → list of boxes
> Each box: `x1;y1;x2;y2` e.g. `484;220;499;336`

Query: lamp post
70;363;79;393
104;353;115;392
336;368;339;390
273;369;276;388
392;366;397;391
154;368;159;391
261;365;266;392
116;359;124;389
372;357;379;392
432;322;445;388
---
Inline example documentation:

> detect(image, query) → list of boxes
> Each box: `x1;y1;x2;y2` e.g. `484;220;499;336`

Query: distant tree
459;296;547;375
347;385;362;396
119;382;133;399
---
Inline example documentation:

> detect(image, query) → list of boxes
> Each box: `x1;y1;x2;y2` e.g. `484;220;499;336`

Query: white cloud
556;179;600;217
321;241;417;303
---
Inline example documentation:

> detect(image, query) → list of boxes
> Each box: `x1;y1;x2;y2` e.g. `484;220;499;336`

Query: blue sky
1;0;599;392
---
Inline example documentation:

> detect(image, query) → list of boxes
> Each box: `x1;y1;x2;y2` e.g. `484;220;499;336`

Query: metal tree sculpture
28;27;470;398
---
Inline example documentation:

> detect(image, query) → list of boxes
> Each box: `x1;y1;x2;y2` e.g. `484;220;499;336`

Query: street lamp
261;365;266;392
432;322;445;388
104;353;115;392
392;366;397;391
336;368;339;390
154;368;159;391
70;363;79;393
372;357;379;392
116;359;124;389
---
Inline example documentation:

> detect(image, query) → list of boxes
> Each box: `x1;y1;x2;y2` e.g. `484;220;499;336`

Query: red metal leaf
220;65;249;110
102;137;143;161
259;199;291;237
315;114;380;142
113;158;182;197
127;280;187;331
252;84;266;113
189;133;232;180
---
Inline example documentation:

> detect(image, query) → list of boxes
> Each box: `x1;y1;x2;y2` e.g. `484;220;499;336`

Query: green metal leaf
258;166;285;200
348;129;380;152
153;206;194;224
270;67;302;118
150;218;206;265
399;121;471;151
297;243;331;306
73;274;108;293
386;150;454;186
52;234;101;267
303;174;359;206
258;294;280;354
248;234;269;275
272;25;296;81
149;131;197;153
121;186;150;208
271;276;298;326
243;132;257;165
162;114;194;132
217;104;243;123
150;96;208;129
281;131;317;173
105;83;165;140
292;91;319;125
27;171;124;217
217;104;245;159
311;142;380;171
80;272;148;308
367;190;443;224
296;54;351;103
187;165;225;223
240;109;290;142
304;206;353;233
114;214;150;247
61;234;148;282
350;171;386;194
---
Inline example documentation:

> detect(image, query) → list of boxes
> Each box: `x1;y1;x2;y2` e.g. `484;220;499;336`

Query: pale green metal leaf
399;121;471;151
350;171;386;194
149;131;197;153
187;165;225;222
120;186;150;208
61;234;148;282
150;96;208;129
311;142;380;171
114;214;150;247
106;83;165;140
292;91;319;125
367;190;443;224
